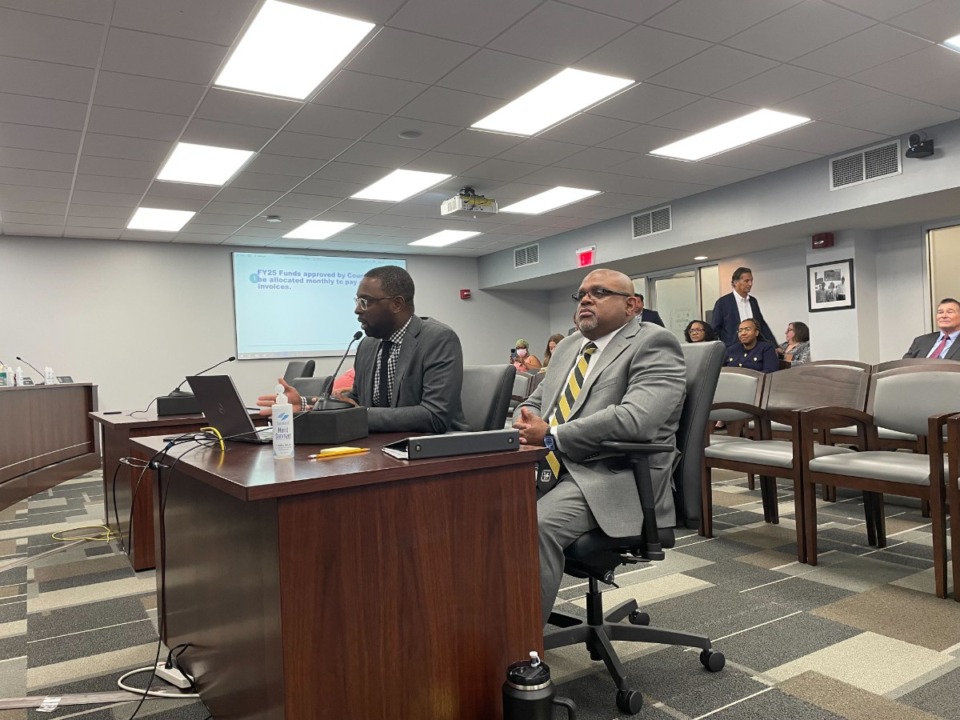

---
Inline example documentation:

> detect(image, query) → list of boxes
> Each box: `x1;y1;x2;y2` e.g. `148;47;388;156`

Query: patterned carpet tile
899;667;960;720
781;671;944;720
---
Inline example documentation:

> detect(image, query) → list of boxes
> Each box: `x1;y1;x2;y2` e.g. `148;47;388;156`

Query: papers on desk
382;429;519;460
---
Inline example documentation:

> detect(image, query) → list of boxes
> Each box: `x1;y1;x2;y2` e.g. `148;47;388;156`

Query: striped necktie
544;342;597;478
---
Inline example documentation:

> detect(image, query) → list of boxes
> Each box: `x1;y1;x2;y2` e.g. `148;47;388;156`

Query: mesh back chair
283;360;315;384
544;341;726;715
703;361;871;563
461;365;516;431
800;364;960;598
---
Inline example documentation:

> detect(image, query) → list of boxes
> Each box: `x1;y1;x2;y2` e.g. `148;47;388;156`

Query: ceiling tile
0;94;86;131
142;182;221;203
202;201;271;216
887;0;960;42
195;89;302;129
0;0;113;23
73;174;150;194
403;151;485;175
180;119;276;151
274;193;342;212
173;232;231;244
489;3;632;65
361;116;461;151
0;147;75;173
289;0;407;25
70;189;141;207
64;215;125;229
556;147;641;171
823;94;960;136
644;0;803;42
494;138;583;166
0;185;70;203
647;97;755;132
647;46;779;95
67;204;134;219
292;178;366;199
613;155;761;185
215;187;286;206
761;121;889;155
849;46;960;110
774;79;891;120
77;155;158;180
432;129;524;157
121;229;176;242
250;204;324;221
704;143;822;172
64;227;122;239
86;106;186;142
285;104;387;140
101;28;226;84
2;223;62;236
0;199;66;215
792;24;932;78
0;123;81;153
713;64;835;106
825;0;932;22
311;161;393;186
461;158;542;183
0;211;63;226
313;71;428;115
228;171;302;193
81;133;173;163
244;153;329;178
724;0;876;62
0;56;94;103
0;167;72;188
111;0;256;45
335;141;424;169
561;0;678;23
578;25;710;81
388;0;540;45
94;71;206;115
346;28;477;84
0;8;104;67
397;86;503;128
437;49;560;100
587;83;701;124
541;114;636;146
262;131;353;161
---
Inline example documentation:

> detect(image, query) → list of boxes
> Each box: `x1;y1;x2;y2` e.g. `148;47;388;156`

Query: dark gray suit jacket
348;315;468;433
515;321;686;535
639;308;664;327
903;331;960;360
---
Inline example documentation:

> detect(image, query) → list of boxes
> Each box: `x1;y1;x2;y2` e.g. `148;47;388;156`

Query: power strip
155;662;193;690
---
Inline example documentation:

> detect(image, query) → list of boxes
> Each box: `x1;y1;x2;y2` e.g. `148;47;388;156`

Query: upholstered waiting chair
706;368;765;511
946;413;960;602
703;361;870;563
461;365;516;431
544;341;726;715
800;364;960;598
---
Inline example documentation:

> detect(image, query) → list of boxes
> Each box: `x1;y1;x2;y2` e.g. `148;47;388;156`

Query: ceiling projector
441;187;497;217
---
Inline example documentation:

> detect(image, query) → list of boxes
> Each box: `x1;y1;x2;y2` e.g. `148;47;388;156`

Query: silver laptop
187;374;272;444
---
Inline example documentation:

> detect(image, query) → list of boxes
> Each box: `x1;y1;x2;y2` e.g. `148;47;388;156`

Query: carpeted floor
0;468;956;719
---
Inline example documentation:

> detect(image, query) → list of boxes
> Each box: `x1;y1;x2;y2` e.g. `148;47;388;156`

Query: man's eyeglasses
571;287;634;303
354;295;397;311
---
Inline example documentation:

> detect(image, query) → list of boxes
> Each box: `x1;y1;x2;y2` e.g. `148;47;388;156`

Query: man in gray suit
260;265;468;433
903;297;960;360
513;268;686;626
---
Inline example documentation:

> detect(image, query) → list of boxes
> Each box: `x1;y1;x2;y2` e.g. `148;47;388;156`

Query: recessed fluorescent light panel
409;230;481;247
472;68;634;136
157;143;254;186
500;187;602;215
283;220;355;240
944;33;960;52
352;169;451;202
650;109;811;161
127;208;195;232
215;1;375;100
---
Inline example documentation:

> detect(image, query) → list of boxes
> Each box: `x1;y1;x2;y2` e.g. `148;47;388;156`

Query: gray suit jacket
515;321;686;536
903;332;960;360
349;315;469;433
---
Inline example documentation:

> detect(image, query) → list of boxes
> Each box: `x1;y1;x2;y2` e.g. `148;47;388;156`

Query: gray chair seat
708;434;749;445
830;425;917;441
809;451;948;485
747;420;790;433
704;440;853;469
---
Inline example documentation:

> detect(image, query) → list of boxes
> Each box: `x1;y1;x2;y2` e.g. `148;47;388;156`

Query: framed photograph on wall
807;258;854;312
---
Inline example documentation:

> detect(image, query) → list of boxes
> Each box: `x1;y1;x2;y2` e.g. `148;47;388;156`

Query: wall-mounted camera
905;132;934;159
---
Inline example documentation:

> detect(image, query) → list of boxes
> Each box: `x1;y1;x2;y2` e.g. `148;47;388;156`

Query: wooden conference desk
134;434;544;720
90;411;212;571
1;383;99;510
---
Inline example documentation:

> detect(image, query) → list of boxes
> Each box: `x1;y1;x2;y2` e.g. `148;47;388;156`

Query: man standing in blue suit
711;267;775;345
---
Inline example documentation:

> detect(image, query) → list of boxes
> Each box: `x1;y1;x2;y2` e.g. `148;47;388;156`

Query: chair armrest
927;411;957;457
800;406;874;449
710;401;764;422
599;441;675;455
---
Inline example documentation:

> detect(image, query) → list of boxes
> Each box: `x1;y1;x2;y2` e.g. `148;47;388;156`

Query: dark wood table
1;383;99;510
134;434;545;720
90;411;212;570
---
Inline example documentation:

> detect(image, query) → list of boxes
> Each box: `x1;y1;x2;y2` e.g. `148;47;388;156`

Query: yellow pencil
306;447;369;460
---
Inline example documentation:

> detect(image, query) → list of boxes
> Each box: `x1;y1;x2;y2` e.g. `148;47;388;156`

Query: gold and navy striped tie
544;342;597;478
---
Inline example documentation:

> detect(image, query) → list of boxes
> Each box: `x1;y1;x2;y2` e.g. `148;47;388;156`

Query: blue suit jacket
711;292;775;346
639;308;665;327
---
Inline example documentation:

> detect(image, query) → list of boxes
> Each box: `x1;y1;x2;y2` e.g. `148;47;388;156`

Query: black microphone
16;356;46;384
314;331;363;410
169;355;237;396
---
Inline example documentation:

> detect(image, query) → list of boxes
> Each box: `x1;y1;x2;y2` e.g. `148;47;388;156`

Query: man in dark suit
260;265;468;433
903;297;960;360
711;267;775;345
634;293;665;327
513;269;685;625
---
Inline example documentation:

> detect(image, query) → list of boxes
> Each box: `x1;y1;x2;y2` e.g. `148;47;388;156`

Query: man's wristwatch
543;434;556;451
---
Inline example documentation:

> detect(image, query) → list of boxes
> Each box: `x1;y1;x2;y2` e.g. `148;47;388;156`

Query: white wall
0;236;549;409
876;226;926;361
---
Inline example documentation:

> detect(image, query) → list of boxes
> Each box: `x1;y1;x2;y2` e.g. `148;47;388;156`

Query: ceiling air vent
830;140;900;190
632;205;671;239
514;243;539;269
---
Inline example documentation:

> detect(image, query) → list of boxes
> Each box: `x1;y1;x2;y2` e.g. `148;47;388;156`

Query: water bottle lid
506;652;551;688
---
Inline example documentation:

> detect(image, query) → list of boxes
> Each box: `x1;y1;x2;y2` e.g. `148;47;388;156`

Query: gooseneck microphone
169;355;237;396
16;356;45;384
314;331;363;410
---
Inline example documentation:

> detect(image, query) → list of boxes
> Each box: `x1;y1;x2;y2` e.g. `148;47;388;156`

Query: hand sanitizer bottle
44;367;56;385
14;366;23;386
271;384;295;459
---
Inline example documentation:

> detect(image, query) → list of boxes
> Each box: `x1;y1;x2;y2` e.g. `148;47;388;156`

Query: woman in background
542;333;565;368
511;338;542;372
776;321;811;364
684;320;716;343
724;319;778;373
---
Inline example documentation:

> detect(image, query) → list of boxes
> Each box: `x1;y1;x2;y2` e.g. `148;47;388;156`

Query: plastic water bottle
271;384;295;459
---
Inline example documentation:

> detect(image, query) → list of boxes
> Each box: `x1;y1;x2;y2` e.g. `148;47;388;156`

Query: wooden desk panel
0;384;99;509
137;436;543;720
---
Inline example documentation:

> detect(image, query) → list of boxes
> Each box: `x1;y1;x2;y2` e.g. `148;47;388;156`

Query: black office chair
544;341;726;715
461;365;516;431
290;375;332;400
283;360;315;384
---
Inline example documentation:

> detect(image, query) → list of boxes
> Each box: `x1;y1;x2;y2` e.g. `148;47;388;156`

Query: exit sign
577;245;596;267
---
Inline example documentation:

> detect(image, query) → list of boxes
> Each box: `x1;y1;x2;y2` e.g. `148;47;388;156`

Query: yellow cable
201;426;225;451
51;525;116;542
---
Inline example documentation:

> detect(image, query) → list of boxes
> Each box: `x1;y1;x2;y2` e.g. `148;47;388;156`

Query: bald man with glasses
260;265;468;433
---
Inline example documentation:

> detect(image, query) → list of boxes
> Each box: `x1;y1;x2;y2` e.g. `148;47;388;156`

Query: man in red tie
903;298;960;360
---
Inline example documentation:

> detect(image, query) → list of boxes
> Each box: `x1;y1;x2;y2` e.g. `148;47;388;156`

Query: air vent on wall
830;140;900;190
514;243;539;268
632;205;671;239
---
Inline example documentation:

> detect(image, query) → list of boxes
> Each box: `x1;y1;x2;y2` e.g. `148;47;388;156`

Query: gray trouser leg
538;478;597;627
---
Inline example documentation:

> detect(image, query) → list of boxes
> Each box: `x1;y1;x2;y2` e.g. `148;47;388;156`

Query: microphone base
294;406;368;445
157;393;202;417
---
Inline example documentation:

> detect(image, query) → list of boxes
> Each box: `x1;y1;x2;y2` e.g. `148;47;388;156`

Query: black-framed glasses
689;327;705;334
571;287;633;303
354;295;397;311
